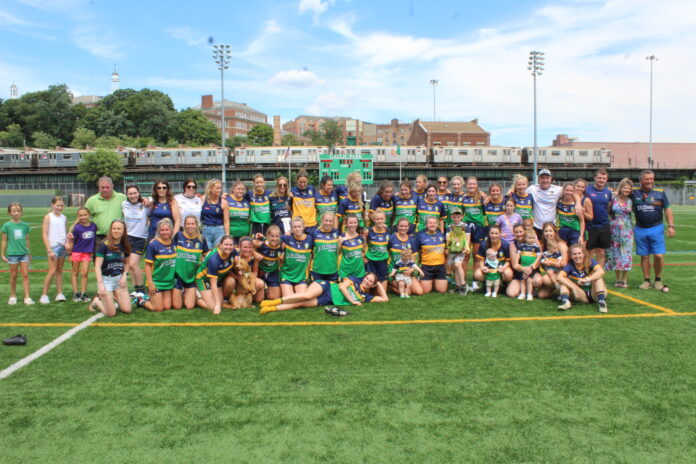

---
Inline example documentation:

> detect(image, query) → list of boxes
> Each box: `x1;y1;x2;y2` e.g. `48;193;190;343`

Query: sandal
325;306;351;317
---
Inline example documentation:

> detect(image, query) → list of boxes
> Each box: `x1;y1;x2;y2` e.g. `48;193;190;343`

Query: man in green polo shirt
84;176;127;239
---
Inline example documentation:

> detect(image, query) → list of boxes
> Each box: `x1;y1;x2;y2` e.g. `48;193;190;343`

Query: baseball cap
451;208;463;215
538;169;552;177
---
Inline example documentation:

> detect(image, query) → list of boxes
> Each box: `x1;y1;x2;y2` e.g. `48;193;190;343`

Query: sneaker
405;294;411;298
639;280;652;290
8;297;17;305
39;295;50;304
598;300;608;313
400;294;406;299
557;300;572;311
517;293;526;300
73;293;82;302
2;334;27;346
484;291;491;297
470;282;479;292
491;292;497;298
81;293;90;303
55;293;66;302
24;297;35;305
653;281;664;291
527;294;534;301
458;286;468;296
448;286;460;294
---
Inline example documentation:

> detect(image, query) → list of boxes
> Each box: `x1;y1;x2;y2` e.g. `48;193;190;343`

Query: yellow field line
4;311;696;328
606;289;676;314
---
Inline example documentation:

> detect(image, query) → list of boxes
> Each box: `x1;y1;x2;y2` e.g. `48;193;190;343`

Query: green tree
225;136;247;150
302;129;327;146
100;88;176;142
11;84;76;145
246;124;273;146
71;127;97;148
32;131;59;148
78;149;124;183
0;123;25;148
321;119;343;148
170;109;219;146
94;135;125;149
281;133;298;146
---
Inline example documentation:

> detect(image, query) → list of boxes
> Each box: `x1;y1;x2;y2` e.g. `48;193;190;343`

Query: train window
260;150;271;156
488;150;497;156
447;142;455;146
594;151;601;156
474;149;482;155
567;150;574;156
551;151;560;157
0;155;5;161
463;142;471;146
503;150;510;156
457;150;468;156
63;154;72;160
161;152;172;158
476;142;485;146
579;151;588;156
292;150;302;156
360;150;371;155
191;151;202;157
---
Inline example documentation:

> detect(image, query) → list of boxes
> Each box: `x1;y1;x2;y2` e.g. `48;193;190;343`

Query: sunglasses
185;185;196;189
438;181;447;184
157;186;168;190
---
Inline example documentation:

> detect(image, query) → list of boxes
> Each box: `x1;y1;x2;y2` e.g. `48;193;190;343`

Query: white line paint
0;313;104;380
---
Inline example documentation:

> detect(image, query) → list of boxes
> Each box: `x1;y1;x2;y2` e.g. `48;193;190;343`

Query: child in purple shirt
67;207;98;302
496;198;522;244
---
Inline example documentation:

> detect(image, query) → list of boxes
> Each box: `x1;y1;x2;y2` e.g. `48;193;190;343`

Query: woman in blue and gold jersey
416;185;445;233
416;216;448;294
510;174;534;221
557;183;585;245
484;183;506;231
368;180;395;228
314;175;338;229
291;169;317;231
337;182;366;232
392;180;418;234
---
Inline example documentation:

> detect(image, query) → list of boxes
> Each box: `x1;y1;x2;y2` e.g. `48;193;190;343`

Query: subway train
0;144;611;171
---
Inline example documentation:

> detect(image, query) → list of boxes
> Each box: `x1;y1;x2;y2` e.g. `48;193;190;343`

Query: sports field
2;206;696;463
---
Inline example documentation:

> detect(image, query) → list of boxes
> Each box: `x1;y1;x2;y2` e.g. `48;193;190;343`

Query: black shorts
260;270;280;288
174;275;196;290
420;264;447;281
586;226;611;250
128;235;147;256
311;271;338;282
365;259;388;281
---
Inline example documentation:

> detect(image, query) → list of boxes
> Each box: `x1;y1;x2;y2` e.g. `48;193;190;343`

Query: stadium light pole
528;51;544;184
430;79;439;121
646;55;657;169
213;44;231;190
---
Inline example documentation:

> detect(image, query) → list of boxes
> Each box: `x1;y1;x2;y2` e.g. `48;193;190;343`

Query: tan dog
229;257;256;309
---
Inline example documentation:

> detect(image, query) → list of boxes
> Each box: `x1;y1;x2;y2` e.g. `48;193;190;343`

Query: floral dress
606;197;633;271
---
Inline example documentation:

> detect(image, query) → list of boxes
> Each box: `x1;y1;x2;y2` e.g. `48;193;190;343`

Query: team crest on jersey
305;243;309;249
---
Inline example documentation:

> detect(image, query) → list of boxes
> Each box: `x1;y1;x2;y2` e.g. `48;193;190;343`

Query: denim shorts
50;244;67;258
202;225;226;250
102;274;123;291
7;254;29;264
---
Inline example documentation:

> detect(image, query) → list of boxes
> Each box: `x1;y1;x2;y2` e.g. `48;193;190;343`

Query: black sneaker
448;286;461;294
73;292;82;303
325;306;351;317
3;334;27;346
458;286;469;296
81;293;90;302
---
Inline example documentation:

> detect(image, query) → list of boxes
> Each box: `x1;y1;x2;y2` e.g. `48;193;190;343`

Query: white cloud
269;69;325;88
239;19;282;57
306;92;352;115
0;10;31;25
72;25;124;60
166;26;209;47
298;0;334;23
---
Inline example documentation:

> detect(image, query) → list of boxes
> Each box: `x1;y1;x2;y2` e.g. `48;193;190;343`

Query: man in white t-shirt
527;169;563;235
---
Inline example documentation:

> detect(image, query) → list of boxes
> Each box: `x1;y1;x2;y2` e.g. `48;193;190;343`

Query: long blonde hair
205;179;222;200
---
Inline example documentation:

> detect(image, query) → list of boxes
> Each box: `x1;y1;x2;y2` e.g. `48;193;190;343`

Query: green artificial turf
1;206;695;463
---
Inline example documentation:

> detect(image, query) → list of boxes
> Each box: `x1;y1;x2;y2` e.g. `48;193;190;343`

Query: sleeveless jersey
200;197;224;226
148;200;174;236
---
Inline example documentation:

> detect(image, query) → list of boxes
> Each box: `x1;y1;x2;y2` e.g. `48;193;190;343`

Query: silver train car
133;147;224;167
235;146;328;165
432;146;523;165
0;148;28;170
522;147;611;166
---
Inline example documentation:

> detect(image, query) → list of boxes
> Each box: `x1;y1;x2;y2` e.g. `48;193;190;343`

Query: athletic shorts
365;259;388;281
468;223;487;243
586;225;611;250
102;274;123;292
281;279;307;286
196;278;211;292
558;227;581;245
420;264;447;281
311;271;338;282
50;244;67;258
7;254;29;264
315;280;333;306
260;270;280;288
634;224;666;256
174;275;196;290
128;235;147;256
71;252;93;263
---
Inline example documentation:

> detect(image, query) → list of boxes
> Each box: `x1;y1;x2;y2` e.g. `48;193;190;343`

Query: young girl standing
1;203;33;305
40;196;67;304
496;198;522;244
67;207;97;302
122;184;149;295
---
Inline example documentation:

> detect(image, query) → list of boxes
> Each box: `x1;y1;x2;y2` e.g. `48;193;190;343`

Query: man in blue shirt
585;169;612;268
630;170;675;292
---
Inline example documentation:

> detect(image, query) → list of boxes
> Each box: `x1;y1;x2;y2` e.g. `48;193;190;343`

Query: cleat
470;282;479;292
557;300;572;311
638;280;652;290
259;305;277;315
598;300;608;313
39;295;50;305
24;298;35;305
2;334;27;346
8;297;17;305
55;293;67;302
325;306;350;317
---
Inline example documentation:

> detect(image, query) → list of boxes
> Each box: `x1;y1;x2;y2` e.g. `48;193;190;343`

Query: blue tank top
149;201;174;236
200;197;224;226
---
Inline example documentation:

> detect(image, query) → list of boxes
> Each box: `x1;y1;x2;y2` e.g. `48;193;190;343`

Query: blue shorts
281;279;307;286
635;224;666;256
174;275;196;290
7;254;29;264
128;235;147;256
468;223;486;243
558;227;581;245
365;259;388;281
260;270;280;288
50;244;67;258
311;271;338;282
420;264;447;281
315;280;333;306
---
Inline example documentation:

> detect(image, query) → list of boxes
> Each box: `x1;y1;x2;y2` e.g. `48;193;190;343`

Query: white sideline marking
0;313;104;380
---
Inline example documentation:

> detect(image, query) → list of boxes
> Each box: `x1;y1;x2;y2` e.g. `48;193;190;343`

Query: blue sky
1;0;694;147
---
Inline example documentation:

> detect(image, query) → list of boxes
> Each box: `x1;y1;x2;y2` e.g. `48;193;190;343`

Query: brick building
408;119;490;147
283;115;346;136
553;134;696;169
193;95;268;139
362;119;412;146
